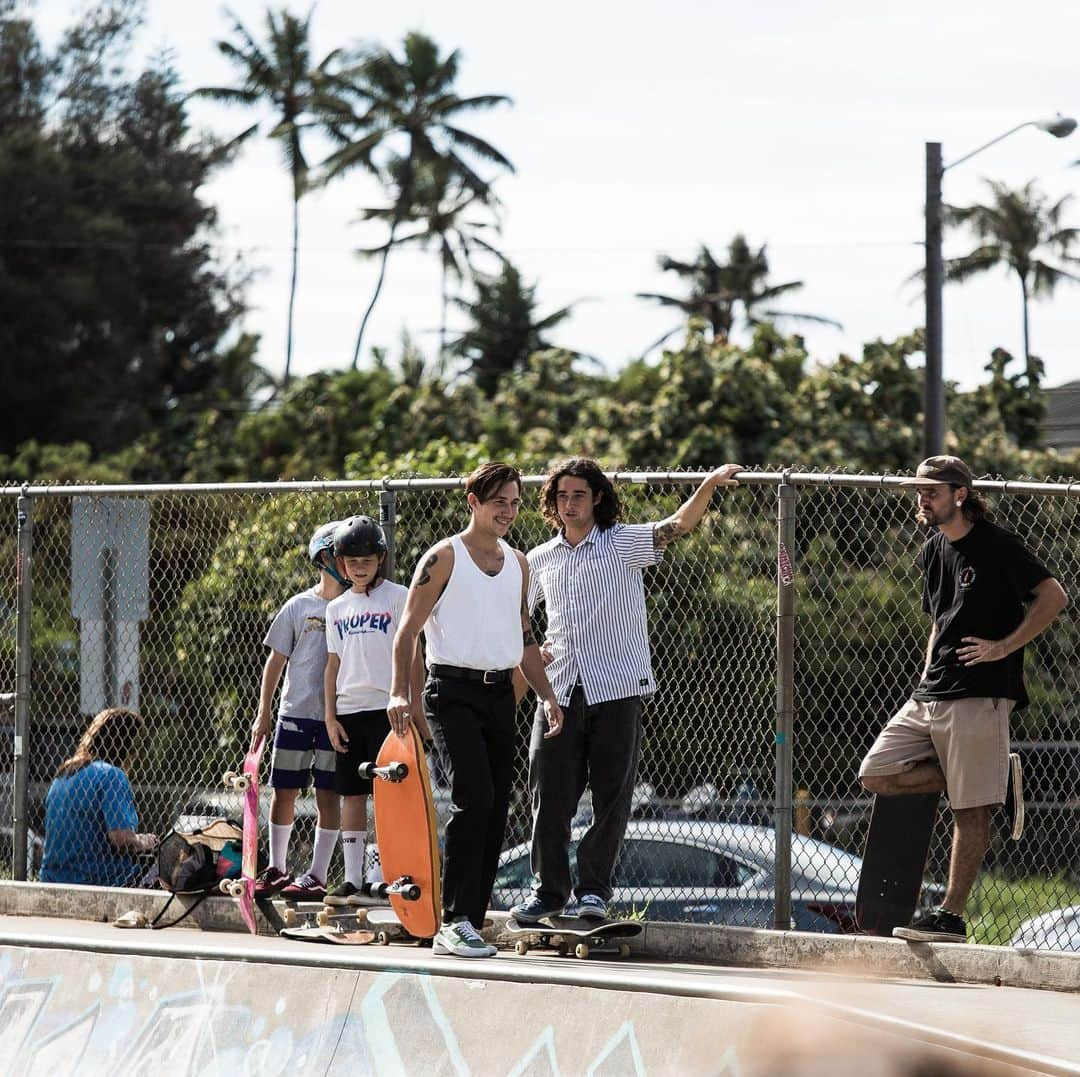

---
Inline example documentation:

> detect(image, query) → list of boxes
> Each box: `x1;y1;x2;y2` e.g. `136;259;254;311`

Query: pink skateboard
221;733;266;934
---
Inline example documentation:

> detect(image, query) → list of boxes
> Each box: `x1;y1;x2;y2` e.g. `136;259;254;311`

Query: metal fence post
13;489;34;880
774;473;796;930
379;482;397;580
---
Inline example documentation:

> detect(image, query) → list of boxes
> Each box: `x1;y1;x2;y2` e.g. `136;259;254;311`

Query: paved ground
1;915;1076;1074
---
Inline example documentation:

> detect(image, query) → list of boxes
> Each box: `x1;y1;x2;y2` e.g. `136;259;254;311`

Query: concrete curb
3;880;1078;994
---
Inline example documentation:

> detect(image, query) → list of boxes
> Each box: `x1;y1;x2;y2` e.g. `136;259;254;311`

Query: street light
923;114;1077;457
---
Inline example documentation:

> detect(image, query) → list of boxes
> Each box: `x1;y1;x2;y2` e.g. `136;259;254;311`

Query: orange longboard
362;726;441;939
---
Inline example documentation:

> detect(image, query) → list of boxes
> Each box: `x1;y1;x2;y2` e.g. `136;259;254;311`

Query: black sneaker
325;881;366;907
892;905;967;943
1004;751;1024;841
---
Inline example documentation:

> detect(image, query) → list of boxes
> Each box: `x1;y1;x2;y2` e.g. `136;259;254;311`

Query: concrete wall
0;941;1051;1075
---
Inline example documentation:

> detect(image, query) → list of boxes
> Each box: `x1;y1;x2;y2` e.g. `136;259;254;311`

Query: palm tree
320;31;513;368
637;235;840;355
358;156;505;358
450;262;577;397
945;180;1080;363
195;6;345;385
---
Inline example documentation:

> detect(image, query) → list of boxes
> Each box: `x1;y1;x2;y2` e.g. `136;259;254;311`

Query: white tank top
425;535;524;670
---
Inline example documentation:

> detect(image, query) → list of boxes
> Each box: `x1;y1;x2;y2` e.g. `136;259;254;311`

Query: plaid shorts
269;715;336;790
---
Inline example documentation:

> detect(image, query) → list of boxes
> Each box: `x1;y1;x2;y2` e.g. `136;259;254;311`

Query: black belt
430;664;513;685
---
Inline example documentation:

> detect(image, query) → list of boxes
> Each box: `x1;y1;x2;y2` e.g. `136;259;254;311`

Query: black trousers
424;674;516;927
528;688;643;904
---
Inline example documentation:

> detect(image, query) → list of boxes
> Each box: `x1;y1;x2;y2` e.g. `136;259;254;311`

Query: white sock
342;830;366;887
364;842;384;884
309;827;339;882
269;822;293;872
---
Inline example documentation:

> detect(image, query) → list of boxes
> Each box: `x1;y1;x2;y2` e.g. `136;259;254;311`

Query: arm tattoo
523;628;538;648
654;520;682;548
417;552;438;587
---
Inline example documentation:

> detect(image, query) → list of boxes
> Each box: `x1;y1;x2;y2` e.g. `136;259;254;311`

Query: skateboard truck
370;876;421;902
359;760;409;783
222;769;252;792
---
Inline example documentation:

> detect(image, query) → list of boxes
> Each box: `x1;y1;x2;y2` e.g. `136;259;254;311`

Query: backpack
151;819;246;929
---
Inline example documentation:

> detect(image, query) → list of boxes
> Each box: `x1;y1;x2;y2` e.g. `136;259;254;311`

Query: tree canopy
0;0;250;456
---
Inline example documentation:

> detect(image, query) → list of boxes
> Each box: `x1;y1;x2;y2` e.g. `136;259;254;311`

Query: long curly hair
540;458;623;532
56;707;143;778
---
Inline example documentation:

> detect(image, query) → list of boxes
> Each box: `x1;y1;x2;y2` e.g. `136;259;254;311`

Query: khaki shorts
858;697;1013;809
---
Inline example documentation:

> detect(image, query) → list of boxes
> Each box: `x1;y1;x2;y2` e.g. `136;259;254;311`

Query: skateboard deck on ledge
365;726;441;939
221;733;265;935
280;924;376;946
505;916;642;958
855;792;940;937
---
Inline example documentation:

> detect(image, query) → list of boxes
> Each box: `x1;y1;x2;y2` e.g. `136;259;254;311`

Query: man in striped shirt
511;458;742;923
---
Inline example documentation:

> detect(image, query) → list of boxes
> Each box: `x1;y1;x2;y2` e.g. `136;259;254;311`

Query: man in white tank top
388;461;563;958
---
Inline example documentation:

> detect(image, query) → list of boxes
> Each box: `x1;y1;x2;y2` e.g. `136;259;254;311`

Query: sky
39;1;1080;390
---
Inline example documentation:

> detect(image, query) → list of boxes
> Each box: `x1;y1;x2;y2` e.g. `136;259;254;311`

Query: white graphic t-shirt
325;580;408;713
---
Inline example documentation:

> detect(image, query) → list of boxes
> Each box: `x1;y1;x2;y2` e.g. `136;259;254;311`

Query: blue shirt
527;523;664;706
41;761;139;886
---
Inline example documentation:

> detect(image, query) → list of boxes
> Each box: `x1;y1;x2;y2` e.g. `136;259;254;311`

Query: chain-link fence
2;471;1077;947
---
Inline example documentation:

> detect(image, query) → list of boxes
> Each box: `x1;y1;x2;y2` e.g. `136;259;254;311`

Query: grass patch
967;873;1080;945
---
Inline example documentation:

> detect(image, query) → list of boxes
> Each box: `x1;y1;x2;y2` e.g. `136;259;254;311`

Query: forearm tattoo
523;627;537;648
417;552;438;586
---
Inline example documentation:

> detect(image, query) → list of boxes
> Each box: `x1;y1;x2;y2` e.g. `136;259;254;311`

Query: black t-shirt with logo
912;519;1051;708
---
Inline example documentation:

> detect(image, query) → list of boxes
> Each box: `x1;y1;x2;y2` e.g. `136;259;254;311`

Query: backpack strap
149;890;211;930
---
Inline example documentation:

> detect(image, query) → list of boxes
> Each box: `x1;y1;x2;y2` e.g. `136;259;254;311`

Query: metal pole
924;141;945;457
379;485;397;581
13;491;34;880
774;476;796;930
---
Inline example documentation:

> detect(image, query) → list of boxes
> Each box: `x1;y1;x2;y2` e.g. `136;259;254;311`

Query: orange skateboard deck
221;733;265;935
361;726;441;939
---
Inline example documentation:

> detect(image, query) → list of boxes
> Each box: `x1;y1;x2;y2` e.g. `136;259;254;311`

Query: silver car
493;818;906;933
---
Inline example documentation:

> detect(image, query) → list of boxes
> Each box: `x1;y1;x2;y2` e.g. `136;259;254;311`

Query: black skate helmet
333;515;387;558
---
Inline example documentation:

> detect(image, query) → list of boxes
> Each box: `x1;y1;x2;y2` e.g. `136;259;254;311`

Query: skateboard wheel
514;940;529;956
574;943;590;959
283;907;297;926
222;770;237;787
401;884;421;902
218;879;232;895
377;931;390;945
316;910;331;927
386;762;408;782
618;943;631;958
233;774;251;792
358;762;376;780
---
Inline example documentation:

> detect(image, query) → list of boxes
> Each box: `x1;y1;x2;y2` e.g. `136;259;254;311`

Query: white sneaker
432;918;496;957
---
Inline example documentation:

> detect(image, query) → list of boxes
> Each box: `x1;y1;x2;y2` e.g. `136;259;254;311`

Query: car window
494;853;535;891
617;838;754;888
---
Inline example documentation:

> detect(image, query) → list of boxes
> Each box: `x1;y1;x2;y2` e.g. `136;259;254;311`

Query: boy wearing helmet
323;515;429;906
252;521;350;900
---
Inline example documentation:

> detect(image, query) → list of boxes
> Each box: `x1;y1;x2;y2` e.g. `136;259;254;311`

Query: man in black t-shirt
859;455;1068;943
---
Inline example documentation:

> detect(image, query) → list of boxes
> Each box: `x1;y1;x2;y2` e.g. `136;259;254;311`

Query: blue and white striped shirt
527;523;664;706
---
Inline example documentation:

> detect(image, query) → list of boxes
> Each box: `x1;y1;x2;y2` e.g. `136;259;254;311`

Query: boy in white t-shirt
323;515;429;905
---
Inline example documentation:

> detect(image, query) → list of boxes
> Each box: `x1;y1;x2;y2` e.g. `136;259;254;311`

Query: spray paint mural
0;944;736;1074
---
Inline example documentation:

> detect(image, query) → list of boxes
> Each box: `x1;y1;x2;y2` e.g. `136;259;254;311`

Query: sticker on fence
777;542;794;586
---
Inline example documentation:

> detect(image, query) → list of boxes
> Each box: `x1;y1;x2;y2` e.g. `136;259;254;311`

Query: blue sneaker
509;894;564;923
570;894;608;921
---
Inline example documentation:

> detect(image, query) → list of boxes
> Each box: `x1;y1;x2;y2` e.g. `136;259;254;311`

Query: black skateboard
505;915;642;959
855;793;941;936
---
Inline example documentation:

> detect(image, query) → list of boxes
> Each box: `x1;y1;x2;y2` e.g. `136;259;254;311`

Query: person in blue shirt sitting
41;707;157;887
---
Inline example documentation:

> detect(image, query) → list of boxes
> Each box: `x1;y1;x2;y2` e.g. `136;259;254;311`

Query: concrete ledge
3;881;1078;994
637;919;1080;995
